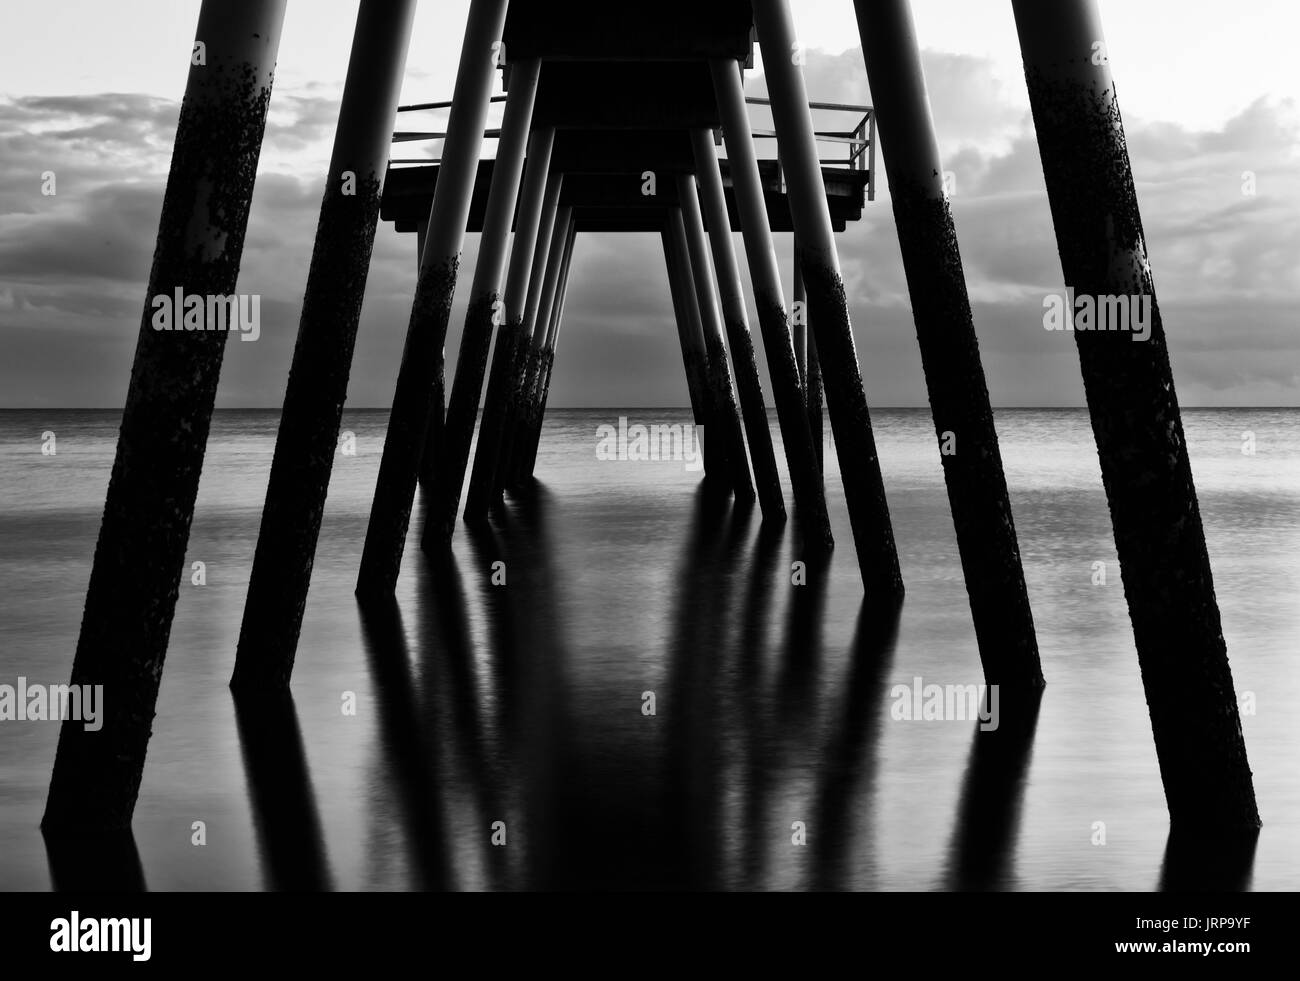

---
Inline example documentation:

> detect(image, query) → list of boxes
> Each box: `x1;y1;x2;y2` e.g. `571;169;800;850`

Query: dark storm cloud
1;53;1297;408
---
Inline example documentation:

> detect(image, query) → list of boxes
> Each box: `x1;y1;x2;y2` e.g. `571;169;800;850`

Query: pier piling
42;0;288;832
356;0;510;597
233;0;418;690
752;0;902;597
855;0;1041;690
1011;0;1259;832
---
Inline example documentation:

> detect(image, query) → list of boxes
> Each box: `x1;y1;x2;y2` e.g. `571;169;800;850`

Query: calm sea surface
1;407;1297;890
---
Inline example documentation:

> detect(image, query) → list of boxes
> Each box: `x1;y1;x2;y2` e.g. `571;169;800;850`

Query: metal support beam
356;0;510;597
706;64;835;546
675;188;756;505
752;0;902;597
503;208;572;487
689;128;785;521
519;217;577;480
43;0;288;833
794;241;824;474
464;125;556;522
233;0;419;691
661;225;717;478
854;0;1042;691
425;57;542;549
1010;0;1259;832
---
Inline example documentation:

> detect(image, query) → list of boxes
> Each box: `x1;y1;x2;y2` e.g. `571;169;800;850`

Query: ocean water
0;407;1297;891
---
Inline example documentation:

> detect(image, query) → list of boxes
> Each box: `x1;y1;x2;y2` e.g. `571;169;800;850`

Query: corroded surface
43;9;285;832
1018;4;1258;831
890;181;1043;691
234;173;383;688
425;291;500;549
465;317;525;519
801;261;903;598
357;254;459;595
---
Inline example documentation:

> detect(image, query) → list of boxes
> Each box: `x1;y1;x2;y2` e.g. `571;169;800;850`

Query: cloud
1;54;1298;408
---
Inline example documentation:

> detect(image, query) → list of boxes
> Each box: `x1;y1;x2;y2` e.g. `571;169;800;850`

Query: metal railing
388;93;876;200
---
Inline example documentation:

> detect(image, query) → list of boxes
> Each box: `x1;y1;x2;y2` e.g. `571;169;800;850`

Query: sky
0;0;1297;408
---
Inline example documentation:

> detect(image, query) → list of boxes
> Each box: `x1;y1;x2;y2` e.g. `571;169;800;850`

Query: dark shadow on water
43;829;146;892
810;596;903;891
1159;828;1258;892
357;594;451;890
943;685;1044;891
232;689;333;891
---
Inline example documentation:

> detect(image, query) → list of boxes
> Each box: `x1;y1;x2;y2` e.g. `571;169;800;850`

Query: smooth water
1;407;1297;890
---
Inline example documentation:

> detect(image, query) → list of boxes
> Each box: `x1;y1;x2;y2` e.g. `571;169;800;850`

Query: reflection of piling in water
233;692;333;891
944;687;1043;891
234;0;419;690
1011;0;1260;835
427;60;543;550
357;596;452;890
1160;829;1258;893
810;598;902;892
753;0;903;599
42;0;288;833
43;830;146;893
356;0;510;597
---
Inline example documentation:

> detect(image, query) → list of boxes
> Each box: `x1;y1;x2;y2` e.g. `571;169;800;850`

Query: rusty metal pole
356;0;510;597
854;0;1042;691
425;58;542;549
464;125;556;521
232;0;419;690
519;217;577;480
1011;0;1259;832
705;67;836;546
502;207;571;487
752;0;902;597
42;0;288;833
689;131;785;520
675;188;756;504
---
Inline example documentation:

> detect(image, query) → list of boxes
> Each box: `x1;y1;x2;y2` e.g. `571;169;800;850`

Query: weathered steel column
752;0;902;596
1011;0;1259;831
797;248;825;473
42;0;288;833
519;218;577;480
661;227;708;428
487;171;562;503
690;132;785;520
464;126;556;522
661;224;718;478
502;207;571;487
232;0;419;690
792;255;807;384
854;0;1042;690
425;58;542;550
705;68;836;545
356;0;510;596
675;190;756;504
